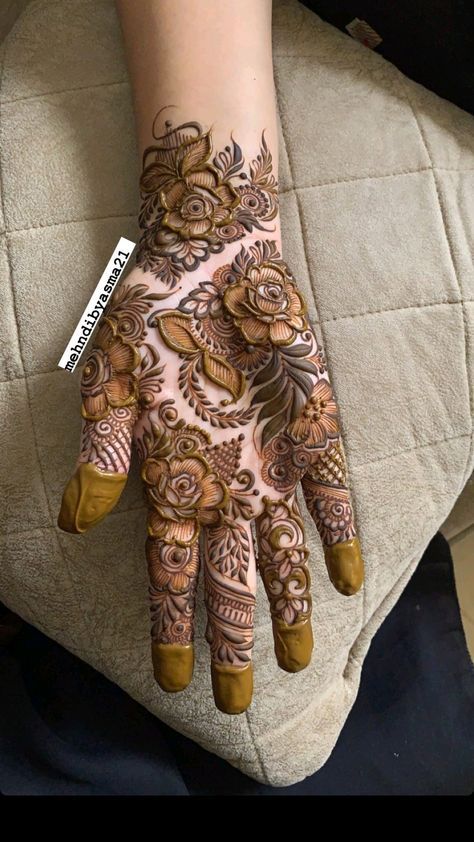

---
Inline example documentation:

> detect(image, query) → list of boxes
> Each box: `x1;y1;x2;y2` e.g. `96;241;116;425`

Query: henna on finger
256;494;313;672
203;518;256;714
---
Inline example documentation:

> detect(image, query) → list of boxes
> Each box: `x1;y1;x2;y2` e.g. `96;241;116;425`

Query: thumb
58;317;140;533
58;406;138;533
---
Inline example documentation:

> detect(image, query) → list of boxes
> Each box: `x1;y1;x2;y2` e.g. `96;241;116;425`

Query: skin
58;0;364;714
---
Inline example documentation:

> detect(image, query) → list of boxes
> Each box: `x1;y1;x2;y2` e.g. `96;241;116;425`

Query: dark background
301;1;474;114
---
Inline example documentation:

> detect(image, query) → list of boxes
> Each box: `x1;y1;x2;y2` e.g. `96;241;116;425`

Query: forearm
116;0;281;269
116;0;278;160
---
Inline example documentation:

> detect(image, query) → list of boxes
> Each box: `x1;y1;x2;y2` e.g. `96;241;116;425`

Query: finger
58;314;141;533
146;534;199;693
301;437;364;596
58;405;138;533
202;518;256;715
255;495;313;673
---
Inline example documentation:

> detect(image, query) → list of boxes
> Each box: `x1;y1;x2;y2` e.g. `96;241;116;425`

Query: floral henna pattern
136;119;278;287
223;261;306;346
152;240;325;451
80;317;140;421
138;401;259;659
80;281;172;422
256;496;312;627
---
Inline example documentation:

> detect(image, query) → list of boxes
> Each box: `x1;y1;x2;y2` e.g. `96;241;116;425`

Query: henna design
204;520;255;666
256;496;312;626
79;405;138;473
261;377;341;491
80;281;174;421
301;442;357;546
139;402;259;660
147;537;199;645
136;119;278;287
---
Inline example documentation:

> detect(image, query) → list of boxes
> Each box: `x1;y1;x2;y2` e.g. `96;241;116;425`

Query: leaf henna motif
251;343;319;448
202;351;244;403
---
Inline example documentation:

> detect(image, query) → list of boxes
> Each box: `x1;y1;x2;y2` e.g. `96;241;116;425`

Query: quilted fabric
0;0;472;786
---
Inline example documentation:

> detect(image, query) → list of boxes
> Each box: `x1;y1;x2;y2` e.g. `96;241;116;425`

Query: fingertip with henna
324;537;364;596
152;642;194;692
57;463;128;533
272;617;313;672
211;662;253;715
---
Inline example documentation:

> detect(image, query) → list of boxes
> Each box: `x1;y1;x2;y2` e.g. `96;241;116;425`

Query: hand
58;118;364;714
58;237;364;713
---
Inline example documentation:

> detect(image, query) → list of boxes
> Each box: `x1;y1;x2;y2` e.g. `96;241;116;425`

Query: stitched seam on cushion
401;79;474;490
350;430;471;471
7;212;136;235
320;297;471;324
0;35;23;373
0;78;128;107
279;166;433;193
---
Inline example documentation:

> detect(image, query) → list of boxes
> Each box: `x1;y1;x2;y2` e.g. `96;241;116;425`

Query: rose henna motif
59;120;364;715
137;120;278;287
223;262;306;346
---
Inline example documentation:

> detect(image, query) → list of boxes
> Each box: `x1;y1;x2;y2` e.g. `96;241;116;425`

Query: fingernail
58;463;127;533
325;537;364;596
211;662;253;714
152;642;194;692
272;618;313;672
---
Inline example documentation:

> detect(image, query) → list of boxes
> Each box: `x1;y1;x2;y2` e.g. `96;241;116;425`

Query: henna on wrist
136;117;279;287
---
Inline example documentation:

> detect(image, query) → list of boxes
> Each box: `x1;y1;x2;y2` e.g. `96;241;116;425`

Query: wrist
135;115;280;289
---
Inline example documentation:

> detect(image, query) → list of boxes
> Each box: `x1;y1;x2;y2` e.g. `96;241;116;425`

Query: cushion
0;0;472;786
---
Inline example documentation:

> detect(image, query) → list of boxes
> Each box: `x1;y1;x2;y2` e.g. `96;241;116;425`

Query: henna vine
204;519;255;667
136;119;279;287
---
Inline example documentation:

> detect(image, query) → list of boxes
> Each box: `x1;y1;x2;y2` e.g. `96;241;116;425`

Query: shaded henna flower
149;132;239;240
142;453;228;546
223;262;306;346
228;342;272;372
81;318;140;421
286;379;339;448
147;540;199;594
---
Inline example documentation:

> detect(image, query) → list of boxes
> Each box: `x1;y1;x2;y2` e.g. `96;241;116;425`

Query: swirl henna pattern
59;123;364;715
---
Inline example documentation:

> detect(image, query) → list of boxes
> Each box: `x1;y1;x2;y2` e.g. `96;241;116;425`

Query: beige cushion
0;0;472;786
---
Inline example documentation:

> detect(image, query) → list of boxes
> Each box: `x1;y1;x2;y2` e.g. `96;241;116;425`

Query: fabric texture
0;0;472;786
1;533;473;796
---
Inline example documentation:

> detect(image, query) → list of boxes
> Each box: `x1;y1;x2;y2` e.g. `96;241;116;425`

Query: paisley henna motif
136;119;278;287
